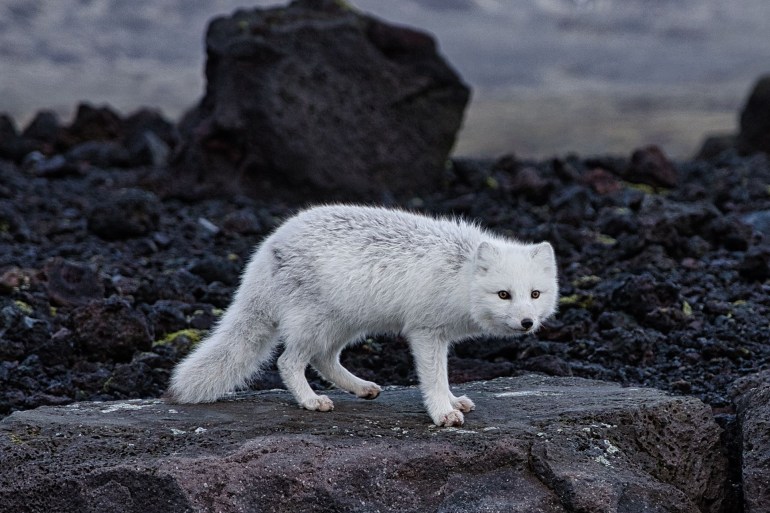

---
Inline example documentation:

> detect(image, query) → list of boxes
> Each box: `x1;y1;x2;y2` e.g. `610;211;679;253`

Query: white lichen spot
443;427;477;435
194;427;207;434
494;390;562;398
481;426;499;432
604;440;621;455
170;428;187;436
595;455;613;467
100;402;150;413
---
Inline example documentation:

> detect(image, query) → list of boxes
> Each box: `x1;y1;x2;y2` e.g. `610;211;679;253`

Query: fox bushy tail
167;288;278;403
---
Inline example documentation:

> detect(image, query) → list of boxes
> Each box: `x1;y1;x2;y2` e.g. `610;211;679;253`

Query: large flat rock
733;370;770;513
0;376;727;513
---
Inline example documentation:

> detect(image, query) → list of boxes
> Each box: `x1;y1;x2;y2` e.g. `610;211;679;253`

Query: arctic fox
168;205;558;426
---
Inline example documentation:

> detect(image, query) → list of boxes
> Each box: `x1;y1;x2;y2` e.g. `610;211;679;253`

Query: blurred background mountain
1;0;769;158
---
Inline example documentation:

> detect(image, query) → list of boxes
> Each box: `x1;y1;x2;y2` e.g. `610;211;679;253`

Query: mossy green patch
332;0;356;11
559;294;594;309
153;329;206;348
595;234;617;246
8;433;25;445
624;182;671;195
13;300;33;315
572;275;601;289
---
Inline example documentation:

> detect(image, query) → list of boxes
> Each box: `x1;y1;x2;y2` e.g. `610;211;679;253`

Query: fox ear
530;242;556;269
474;241;500;273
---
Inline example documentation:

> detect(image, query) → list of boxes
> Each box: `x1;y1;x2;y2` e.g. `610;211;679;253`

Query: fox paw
355;382;382;400
452;395;475;413
434;410;465;427
301;395;334;412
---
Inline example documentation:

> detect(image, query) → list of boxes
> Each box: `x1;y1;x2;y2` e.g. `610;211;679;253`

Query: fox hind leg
311;346;382;400
277;339;335;412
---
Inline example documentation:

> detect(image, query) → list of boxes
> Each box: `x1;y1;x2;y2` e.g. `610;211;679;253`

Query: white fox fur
168;205;558;426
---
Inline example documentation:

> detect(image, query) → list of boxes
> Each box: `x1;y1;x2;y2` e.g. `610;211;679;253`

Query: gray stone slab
0;376;727;513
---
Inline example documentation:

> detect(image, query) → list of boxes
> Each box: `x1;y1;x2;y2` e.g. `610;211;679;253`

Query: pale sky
2;0;769;158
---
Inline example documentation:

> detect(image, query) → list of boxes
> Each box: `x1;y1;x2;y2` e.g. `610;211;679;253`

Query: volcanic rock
87;188;162;240
62;103;124;146
45;258;105;307
66;140;132;168
738;245;770;282
172;0;469;201
739;75;770;154
123;108;176;167
732;371;770;513
0;115;37;162
0;376;728;513
70;296;152;363
624;145;677;188
22;110;61;145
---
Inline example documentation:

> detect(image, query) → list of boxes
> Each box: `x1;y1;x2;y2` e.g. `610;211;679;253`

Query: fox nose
521;318;534;330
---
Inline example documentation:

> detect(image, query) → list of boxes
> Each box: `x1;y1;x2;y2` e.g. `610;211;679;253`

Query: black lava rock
172;0;469;201
739;75;770;154
87;188;162;240
70;296;152;363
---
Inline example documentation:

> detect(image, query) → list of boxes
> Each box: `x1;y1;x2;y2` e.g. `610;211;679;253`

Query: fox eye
531;290;541;299
497;290;511;300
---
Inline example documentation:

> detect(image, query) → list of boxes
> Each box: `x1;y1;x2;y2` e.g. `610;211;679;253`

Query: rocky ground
1;103;770;421
0;376;731;512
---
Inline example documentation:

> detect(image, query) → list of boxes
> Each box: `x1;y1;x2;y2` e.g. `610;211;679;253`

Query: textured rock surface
624;145;677;188
0;376;727;513
86;188;162;240
739;75;770;154
172;0;469;201
732;370;770;513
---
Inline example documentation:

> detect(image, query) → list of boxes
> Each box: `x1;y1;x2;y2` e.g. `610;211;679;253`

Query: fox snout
507;316;537;333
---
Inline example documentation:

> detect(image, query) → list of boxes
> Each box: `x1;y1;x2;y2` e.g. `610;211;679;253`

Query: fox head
469;240;558;336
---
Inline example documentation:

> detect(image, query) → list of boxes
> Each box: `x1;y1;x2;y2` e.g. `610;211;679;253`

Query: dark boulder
611;272;685;331
123;108;176;167
0;115;37;162
623;145;677;188
87;188;162;240
65;140;132;168
45;258;105;307
171;0;469;201
738;245;770;282
61;103;124;147
21;110;62;146
695;134;738;160
35;104;175;168
739;75;770;154
70;296;152;363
